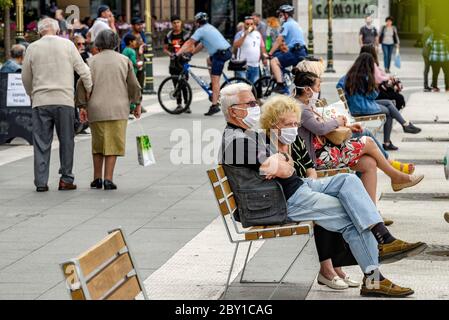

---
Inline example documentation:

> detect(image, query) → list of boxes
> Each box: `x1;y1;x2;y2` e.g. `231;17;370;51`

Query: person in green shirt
122;34;140;115
122;33;138;74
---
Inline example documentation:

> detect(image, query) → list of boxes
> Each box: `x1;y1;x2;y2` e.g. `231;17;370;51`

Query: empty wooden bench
207;166;313;299
60;228;148;300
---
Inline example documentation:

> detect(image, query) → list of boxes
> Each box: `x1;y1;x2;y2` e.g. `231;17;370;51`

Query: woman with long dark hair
360;44;406;110
337;53;421;151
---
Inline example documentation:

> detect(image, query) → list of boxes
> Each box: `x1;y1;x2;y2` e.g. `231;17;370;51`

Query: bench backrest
207;166;237;217
61;228;148;300
337;87;351;112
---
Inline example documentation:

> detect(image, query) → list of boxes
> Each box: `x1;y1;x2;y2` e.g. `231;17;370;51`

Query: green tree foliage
0;0;13;9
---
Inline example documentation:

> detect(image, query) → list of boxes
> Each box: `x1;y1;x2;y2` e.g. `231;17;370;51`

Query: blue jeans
382;44;394;70
236;66;260;84
286;174;382;273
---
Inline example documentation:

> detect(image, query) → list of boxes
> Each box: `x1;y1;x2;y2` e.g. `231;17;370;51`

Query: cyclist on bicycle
163;15;191;113
176;12;232;116
267;5;307;94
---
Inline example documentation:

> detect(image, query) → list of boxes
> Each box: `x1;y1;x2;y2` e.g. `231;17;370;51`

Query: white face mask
310;88;320;104
279;127;298;145
234;106;261;128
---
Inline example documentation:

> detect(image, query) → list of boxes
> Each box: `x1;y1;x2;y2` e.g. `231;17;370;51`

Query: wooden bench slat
78;230;126;277
105;275;141;300
217;166;226;180
61;263;86;300
87;253;134;300
244;222;313;241
207;170;219;184
213;184;224;200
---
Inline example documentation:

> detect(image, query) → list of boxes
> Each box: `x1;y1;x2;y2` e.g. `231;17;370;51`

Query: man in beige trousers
22;18;92;192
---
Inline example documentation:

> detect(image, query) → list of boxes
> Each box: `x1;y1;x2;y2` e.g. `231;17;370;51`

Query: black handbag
228;59;247;72
223;165;291;228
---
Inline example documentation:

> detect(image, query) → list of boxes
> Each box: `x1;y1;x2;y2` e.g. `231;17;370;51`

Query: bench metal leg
268;237;311;300
239;241;253;283
222;242;239;300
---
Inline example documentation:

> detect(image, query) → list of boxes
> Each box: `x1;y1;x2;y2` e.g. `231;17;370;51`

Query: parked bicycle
158;54;255;114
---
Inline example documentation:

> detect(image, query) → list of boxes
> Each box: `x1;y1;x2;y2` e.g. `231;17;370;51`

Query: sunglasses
76;42;85;46
231;101;258;108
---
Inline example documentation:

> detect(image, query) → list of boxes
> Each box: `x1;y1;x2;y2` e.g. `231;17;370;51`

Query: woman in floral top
293;70;424;205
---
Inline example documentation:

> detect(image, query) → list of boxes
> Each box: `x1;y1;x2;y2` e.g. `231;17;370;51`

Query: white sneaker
342;276;360;288
317;273;348;290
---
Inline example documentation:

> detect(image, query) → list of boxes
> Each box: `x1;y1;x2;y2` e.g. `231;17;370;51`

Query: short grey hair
10;44;26;59
38;18;60;35
220;83;253;119
94;29;120;50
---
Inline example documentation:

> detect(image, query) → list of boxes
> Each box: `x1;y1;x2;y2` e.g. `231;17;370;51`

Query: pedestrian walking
233;15;267;84
426;28;449;92
163;15;191;113
379;16;400;73
120;17;147;111
21;18;92;192
76;30;142;190
422;20;435;92
359;15;379;48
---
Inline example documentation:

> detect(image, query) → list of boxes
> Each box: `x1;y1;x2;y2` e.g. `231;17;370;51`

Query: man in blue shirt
267;5;307;94
176;12;232;116
0;44;26;73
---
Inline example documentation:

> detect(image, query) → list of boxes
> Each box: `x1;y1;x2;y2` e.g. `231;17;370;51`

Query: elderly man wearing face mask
218;83;427;297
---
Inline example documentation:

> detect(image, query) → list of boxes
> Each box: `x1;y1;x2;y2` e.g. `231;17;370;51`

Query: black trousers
377;88;406;110
314;225;358;268
423;53;431;88
431;61;449;90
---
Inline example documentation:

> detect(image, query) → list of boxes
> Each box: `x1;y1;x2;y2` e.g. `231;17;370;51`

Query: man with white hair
219;83;427;298
0;44;26;73
22;18;92;192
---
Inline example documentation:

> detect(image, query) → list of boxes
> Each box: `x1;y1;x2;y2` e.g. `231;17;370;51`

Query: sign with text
6;74;31;107
314;0;378;19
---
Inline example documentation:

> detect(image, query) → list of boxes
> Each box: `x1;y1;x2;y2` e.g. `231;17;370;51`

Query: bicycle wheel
158;76;193;114
254;76;273;99
220;77;257;97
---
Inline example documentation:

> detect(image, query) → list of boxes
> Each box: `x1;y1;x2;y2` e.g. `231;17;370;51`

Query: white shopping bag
136;135;156;166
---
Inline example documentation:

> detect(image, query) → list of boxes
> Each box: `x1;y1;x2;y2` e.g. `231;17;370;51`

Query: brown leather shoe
58;180;77;191
379;239;427;264
360;277;414;297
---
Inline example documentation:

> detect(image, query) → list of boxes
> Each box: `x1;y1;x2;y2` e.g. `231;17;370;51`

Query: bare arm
306;168;318;180
233;32;248;49
176;39;197;56
260;153;295;179
192;43;204;54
